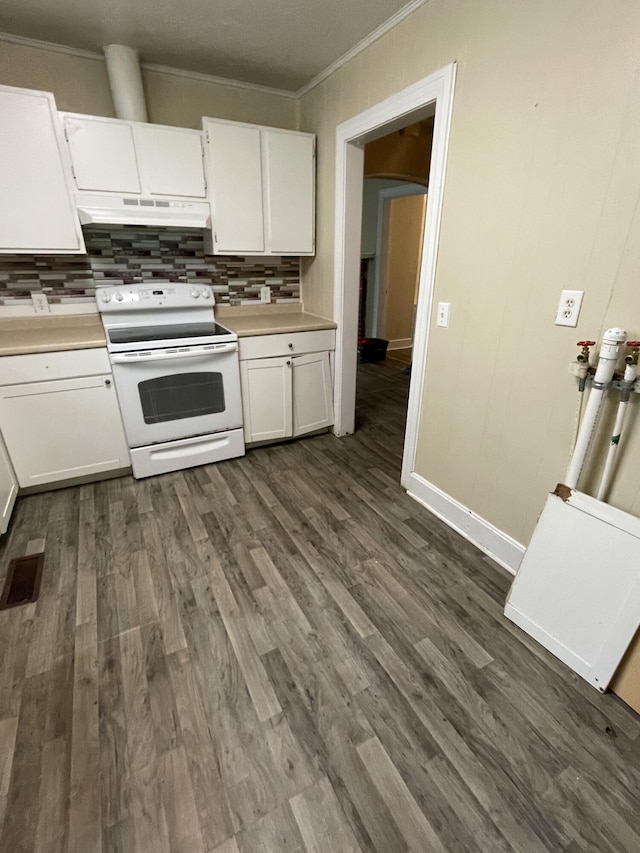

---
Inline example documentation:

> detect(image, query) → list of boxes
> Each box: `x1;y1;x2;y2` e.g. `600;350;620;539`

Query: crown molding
142;62;297;98
0;31;297;98
0;30;102;60
295;0;429;97
1;2;430;104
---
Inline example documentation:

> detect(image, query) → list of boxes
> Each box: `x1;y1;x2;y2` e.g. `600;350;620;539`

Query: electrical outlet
260;285;271;304
31;291;50;314
436;302;451;328
555;290;584;327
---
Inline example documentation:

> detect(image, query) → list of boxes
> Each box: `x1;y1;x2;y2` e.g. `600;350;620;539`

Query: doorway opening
332;64;456;491
356;127;431;444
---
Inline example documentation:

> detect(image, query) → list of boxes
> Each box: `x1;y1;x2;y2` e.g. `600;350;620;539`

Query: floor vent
0;553;45;610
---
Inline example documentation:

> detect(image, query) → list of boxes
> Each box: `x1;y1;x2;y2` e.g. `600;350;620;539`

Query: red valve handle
577;341;596;347
627;341;640;347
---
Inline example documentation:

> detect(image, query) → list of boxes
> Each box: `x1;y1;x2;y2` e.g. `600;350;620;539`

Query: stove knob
190;288;201;298
114;291;124;302
100;290;111;303
201;288;212;299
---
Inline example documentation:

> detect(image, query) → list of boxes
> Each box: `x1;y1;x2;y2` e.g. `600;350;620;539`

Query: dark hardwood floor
1;358;639;852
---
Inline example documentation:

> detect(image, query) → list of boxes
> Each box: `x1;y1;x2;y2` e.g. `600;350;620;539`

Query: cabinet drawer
0;348;111;385
238;329;335;361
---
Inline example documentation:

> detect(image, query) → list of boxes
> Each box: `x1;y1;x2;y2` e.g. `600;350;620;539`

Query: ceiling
0;0;420;93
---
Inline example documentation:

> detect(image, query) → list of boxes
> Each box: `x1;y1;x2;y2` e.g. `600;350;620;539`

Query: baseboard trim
404;471;525;574
387;338;413;351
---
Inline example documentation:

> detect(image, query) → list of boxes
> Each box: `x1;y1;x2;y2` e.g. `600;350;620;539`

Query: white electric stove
97;282;244;478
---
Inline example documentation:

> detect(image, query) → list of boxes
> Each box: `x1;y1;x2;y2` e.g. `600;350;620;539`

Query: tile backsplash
0;226;300;306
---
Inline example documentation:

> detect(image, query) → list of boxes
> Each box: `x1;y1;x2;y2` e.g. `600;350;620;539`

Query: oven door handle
110;344;237;364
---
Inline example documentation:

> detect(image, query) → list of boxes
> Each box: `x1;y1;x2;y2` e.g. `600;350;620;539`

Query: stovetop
96;283;237;352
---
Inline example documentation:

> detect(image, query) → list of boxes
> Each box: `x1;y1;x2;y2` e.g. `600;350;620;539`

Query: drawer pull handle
288;343;293;349
105;379;112;386
286;360;291;366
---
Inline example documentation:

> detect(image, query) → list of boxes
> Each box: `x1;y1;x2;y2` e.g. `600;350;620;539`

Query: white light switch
437;302;451;328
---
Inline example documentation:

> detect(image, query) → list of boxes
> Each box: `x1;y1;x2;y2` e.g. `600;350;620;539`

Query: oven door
110;343;243;447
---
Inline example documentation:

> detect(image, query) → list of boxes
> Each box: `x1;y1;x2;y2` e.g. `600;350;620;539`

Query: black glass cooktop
108;322;232;344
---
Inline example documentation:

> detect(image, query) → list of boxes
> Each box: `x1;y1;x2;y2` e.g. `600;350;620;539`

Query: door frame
332;63;456;489
372;182;428;339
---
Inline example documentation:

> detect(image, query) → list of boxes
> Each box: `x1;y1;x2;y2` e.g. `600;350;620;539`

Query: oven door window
138;372;225;424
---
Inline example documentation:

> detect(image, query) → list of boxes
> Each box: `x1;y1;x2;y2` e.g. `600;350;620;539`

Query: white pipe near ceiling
103;44;148;122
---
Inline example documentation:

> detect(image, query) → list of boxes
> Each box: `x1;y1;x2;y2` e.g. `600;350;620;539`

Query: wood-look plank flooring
1;358;640;852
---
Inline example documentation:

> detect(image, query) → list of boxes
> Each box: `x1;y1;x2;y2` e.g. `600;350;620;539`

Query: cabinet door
64;116;141;193
134;125;206;197
292;351;333;436
205;121;264;253
0;375;130;488
240;357;292;443
0;87;84;252
263;130;315;255
0;432;18;535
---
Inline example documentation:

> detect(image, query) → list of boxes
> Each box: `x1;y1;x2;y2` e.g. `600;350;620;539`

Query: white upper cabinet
61;113;206;199
205;121;264;253
263;130;315;255
203;118;315;256
133;125;206;197
0;85;84;253
63;117;140;193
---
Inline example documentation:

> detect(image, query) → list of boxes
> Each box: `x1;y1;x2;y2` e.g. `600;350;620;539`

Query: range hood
71;47;211;230
76;194;211;228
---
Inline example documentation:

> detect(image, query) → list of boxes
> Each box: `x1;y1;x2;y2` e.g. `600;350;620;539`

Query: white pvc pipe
104;44;148;122
596;360;637;501
565;327;626;489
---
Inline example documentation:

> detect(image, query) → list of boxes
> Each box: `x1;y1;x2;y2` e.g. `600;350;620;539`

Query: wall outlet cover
555;290;584;327
31;292;50;314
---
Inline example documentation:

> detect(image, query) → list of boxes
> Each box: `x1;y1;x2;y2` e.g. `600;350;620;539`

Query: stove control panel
97;284;214;311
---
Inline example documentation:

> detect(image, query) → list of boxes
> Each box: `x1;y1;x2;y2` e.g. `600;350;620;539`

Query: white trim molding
0;32;297;98
406;472;526;575
333;63;456;452
142;63;298;98
0;1;431;102
0;31;103;61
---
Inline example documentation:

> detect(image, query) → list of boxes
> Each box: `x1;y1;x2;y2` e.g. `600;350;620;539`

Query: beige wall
0;40;298;129
0;41;114;115
300;0;640;546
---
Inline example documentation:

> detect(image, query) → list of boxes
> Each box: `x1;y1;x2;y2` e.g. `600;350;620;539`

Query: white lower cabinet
0;432;18;534
0;349;130;489
239;330;334;445
241;357;293;443
292;351;334;436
